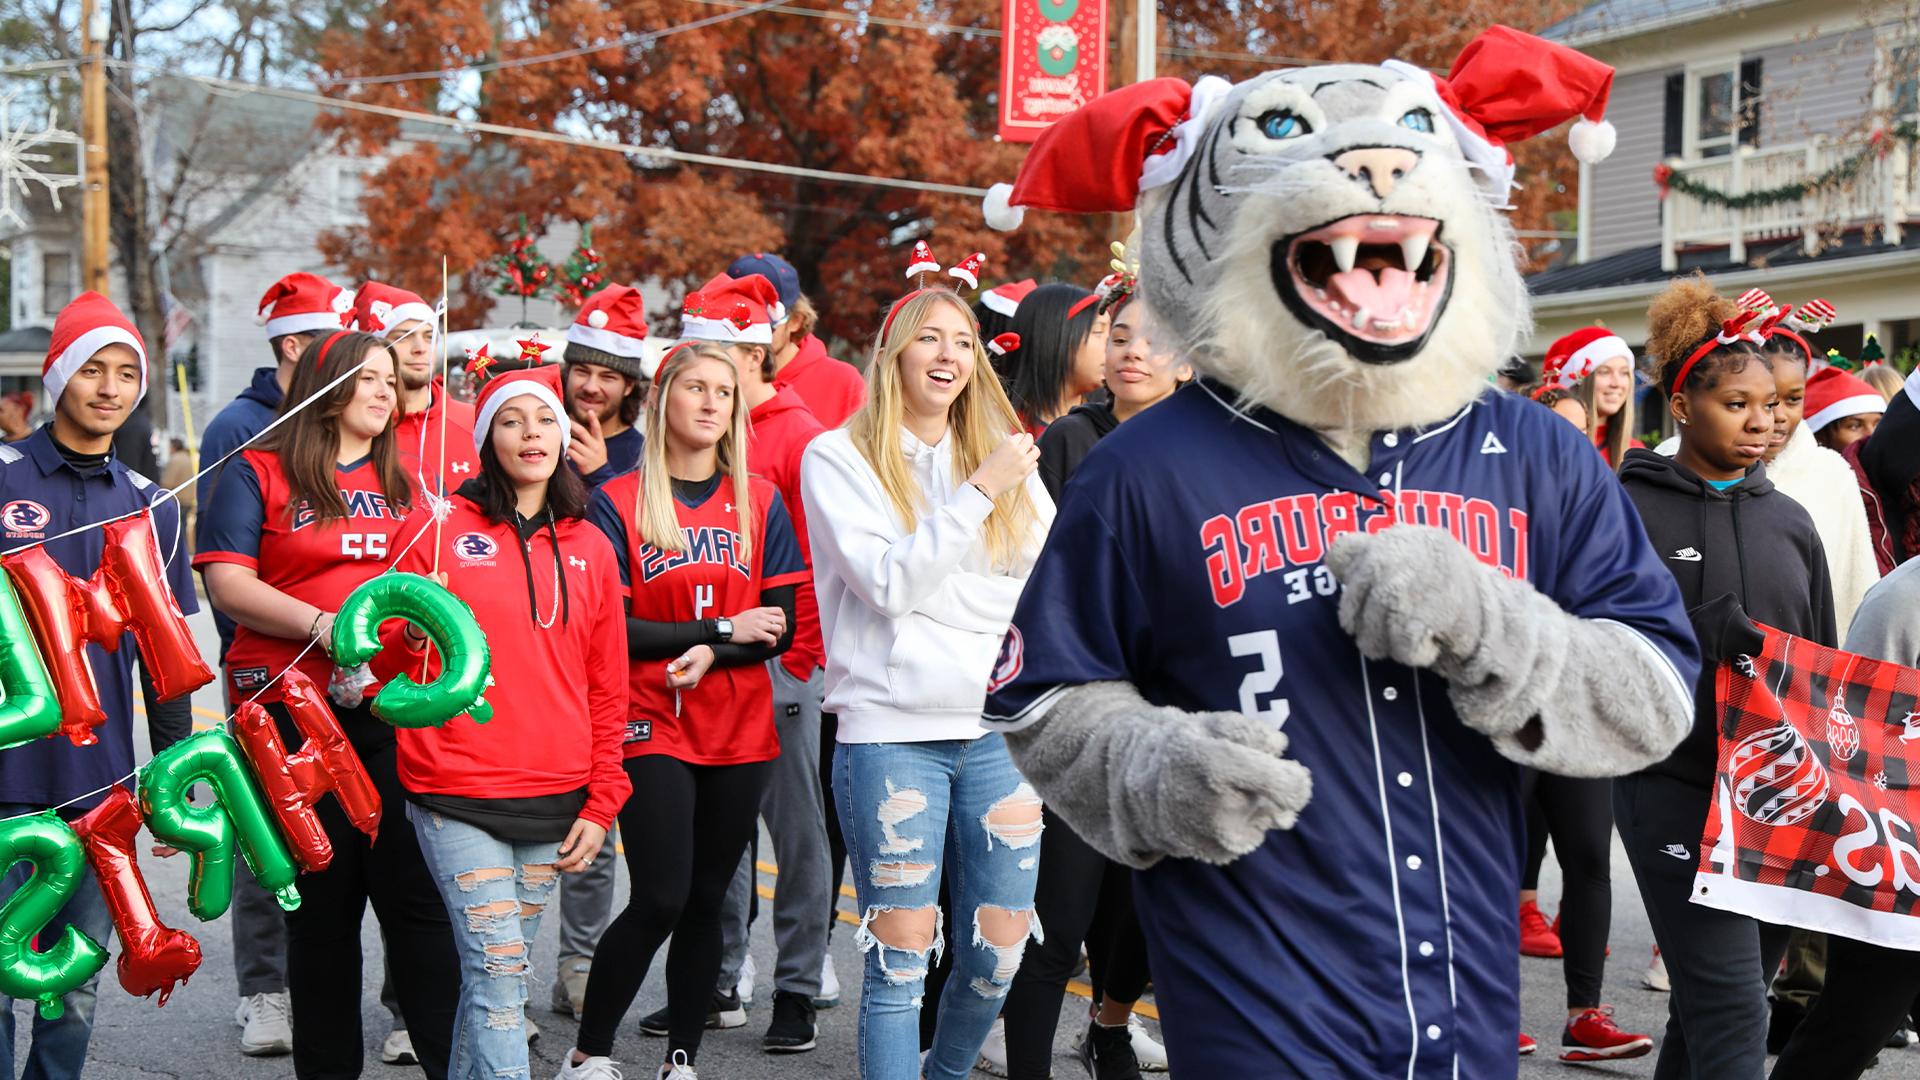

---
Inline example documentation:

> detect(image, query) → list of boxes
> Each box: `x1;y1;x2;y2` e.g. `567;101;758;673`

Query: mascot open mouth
1272;215;1454;365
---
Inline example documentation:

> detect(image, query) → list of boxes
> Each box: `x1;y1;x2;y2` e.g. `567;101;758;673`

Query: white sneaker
736;954;757;1006
380;1029;417;1065
238;991;293;1056
556;1051;625;1080
657;1049;698;1079
814;954;841;1009
1129;1015;1168;1071
526;1015;540;1043
1643;947;1671;993
976;1016;1009;1076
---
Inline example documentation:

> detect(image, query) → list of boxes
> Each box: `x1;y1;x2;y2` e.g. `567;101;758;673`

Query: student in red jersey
561;341;807;1080
673;272;836;1052
759;257;864;428
197;330;459;1080
377;361;630;1080
355;281;480;492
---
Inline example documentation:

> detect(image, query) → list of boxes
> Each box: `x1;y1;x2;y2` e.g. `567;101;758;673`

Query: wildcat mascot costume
981;27;1700;1078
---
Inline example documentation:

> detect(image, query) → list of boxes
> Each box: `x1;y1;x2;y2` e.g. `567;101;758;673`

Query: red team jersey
395;381;479;494
196;448;411;698
589;471;808;765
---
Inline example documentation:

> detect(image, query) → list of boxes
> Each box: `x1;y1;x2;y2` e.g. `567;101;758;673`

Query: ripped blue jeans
833;734;1044;1080
409;803;563;1080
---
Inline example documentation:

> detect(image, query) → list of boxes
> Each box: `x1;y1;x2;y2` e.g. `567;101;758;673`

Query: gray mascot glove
1002;681;1311;869
1327;524;1690;776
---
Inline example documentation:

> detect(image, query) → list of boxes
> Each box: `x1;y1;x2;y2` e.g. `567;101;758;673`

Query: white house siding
1755;28;1876;146
1588;67;1675;259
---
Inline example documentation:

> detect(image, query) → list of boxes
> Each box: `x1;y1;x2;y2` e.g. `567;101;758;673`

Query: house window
1670;60;1763;159
41;252;72;314
1890;41;1920;120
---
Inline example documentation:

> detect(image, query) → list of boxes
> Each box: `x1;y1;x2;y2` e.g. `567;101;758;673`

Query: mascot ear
983;75;1234;231
1385;25;1616;195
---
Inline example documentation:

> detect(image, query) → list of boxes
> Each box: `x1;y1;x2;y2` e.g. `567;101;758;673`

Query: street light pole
79;0;110;296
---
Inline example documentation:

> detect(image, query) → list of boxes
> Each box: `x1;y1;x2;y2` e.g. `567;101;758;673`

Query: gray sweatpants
226;670;288;999
716;662;831;997
554;824;620;962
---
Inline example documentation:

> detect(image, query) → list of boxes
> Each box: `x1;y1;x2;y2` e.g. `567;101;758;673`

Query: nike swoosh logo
1661;844;1691;860
1671;548;1703;562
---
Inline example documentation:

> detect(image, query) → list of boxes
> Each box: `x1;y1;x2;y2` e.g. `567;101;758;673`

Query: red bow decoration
1653;163;1674;200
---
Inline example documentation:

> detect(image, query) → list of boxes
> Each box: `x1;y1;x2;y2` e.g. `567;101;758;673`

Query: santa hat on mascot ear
982;25;1616;229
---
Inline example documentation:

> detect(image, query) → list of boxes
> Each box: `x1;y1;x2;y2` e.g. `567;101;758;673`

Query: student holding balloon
371;361;631;1080
0;293;201;1080
198;329;459;1078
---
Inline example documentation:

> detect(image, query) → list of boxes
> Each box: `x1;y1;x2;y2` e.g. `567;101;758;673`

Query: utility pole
79;0;110;296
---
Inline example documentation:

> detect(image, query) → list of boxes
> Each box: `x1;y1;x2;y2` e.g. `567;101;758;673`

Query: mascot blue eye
1399;108;1436;134
1257;110;1310;140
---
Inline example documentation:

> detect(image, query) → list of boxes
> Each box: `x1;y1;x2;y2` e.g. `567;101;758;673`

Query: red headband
313;330;353;368
881;287;939;341
1066;292;1101;320
1672;311;1763;391
1767;327;1814;364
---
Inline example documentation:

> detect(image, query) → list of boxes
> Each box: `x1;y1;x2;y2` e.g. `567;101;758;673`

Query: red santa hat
45;291;147;407
980;279;1038;318
351;281;436;337
1804;367;1885;434
566;284;650;378
983;25;1615;229
257;273;354;339
1541;326;1631;390
680;273;777;345
471;363;570;456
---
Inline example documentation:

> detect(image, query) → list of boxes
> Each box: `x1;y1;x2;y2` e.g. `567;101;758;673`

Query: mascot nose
1331;147;1421;199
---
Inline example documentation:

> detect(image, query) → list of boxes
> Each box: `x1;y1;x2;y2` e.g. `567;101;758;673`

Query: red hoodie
395;379;480;494
382;492;632;829
774;334;865;429
749;387;827;678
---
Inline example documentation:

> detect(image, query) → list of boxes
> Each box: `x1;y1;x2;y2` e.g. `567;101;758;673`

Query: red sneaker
1562;1007;1653;1062
1519;1033;1537;1056
1520;899;1563;958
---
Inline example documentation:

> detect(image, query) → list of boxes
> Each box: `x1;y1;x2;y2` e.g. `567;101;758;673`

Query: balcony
1660;131;1917;270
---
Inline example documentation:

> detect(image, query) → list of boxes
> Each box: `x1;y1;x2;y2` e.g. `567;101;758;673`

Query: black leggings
279;702;459;1080
1520;769;1614;1009
821;712;848;933
576;755;771;1063
1002;808;1151;1079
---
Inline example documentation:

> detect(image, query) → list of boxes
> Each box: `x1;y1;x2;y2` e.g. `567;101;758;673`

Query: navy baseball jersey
984;381;1696;1078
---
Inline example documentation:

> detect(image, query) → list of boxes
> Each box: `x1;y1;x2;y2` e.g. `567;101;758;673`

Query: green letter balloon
0;570;60;750
331;573;493;728
0;813;106;1018
138;730;301;918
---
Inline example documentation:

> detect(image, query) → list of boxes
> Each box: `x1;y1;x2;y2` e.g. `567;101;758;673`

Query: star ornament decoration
516;333;552;365
464;343;496;384
0;92;83;229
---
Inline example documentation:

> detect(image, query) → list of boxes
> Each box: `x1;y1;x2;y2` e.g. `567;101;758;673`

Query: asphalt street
13;600;1920;1078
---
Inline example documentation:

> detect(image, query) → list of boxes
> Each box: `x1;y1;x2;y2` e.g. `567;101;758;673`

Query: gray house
1530;0;1920;362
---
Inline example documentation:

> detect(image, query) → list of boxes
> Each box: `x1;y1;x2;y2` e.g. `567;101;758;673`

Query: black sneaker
762;990;818;1053
639;990;747;1036
1075;1019;1143;1080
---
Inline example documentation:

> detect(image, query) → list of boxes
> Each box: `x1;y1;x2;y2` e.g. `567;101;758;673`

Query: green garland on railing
1653;122;1920;209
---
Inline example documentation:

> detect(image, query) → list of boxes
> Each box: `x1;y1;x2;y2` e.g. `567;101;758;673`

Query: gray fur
1326;525;1691;776
1002;682;1312;869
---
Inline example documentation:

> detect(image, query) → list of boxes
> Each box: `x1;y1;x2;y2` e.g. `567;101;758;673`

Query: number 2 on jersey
1228;629;1290;728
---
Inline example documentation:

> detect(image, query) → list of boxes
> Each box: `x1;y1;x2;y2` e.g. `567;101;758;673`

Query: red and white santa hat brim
680;273;776;345
45;291;147;407
980;279;1038;318
1542;326;1630;390
472;364;570;455
352;282;436;336
258;273;354;339
568;284;651;359
1804;367;1885;433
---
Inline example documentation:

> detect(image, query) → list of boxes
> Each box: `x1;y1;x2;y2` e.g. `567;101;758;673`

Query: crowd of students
8;246;1920;1080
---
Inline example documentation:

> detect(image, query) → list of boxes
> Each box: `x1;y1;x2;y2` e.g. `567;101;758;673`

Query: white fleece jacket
1655;423;1879;630
801;427;1055;743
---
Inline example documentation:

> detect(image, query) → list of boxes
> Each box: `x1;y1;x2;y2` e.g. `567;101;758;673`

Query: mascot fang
981;26;1700;1079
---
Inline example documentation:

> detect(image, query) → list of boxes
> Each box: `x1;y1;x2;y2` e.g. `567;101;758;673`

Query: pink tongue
1328;266;1414;317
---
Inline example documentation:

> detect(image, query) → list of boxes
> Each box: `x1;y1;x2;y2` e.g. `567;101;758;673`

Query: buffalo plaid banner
1698;623;1920;949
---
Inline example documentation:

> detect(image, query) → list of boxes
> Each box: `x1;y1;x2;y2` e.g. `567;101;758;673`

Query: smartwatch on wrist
714;616;734;643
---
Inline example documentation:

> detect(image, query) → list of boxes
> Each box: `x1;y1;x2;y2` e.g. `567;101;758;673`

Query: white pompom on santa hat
983;25;1617;229
567;284;651;363
256;272;354;339
44;291;147;407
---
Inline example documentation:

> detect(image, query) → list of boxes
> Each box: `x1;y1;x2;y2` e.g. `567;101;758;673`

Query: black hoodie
1036;398;1121;502
1619;448;1837;789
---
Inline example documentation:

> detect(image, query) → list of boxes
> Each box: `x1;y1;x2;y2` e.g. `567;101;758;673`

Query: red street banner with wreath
998;0;1107;143
1697;623;1920;949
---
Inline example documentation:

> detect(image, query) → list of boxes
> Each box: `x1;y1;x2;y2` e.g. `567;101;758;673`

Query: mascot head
986;26;1615;433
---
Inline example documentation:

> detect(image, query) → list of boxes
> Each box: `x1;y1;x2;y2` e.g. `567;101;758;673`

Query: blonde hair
789;295;819;341
635;342;754;561
1860;363;1904;402
847;288;1038;569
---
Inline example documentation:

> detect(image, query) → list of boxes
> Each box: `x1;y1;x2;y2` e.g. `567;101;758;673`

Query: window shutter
1663;72;1685;158
1739;58;1764;147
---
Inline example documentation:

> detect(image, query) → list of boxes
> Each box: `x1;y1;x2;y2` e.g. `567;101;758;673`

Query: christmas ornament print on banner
998;0;1107;142
1700;624;1920;949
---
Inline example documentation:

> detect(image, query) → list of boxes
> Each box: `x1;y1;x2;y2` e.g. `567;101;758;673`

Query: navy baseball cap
727;252;800;321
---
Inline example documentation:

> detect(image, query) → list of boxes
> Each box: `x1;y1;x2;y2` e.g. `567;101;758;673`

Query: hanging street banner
999;0;1108;143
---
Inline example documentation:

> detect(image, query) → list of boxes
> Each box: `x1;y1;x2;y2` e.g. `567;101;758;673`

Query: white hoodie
801;426;1055;743
1655;422;1879;630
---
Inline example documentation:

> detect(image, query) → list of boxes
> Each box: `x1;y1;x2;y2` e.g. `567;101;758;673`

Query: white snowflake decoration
0;91;83;230
1735;655;1757;679
1874;770;1889;791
